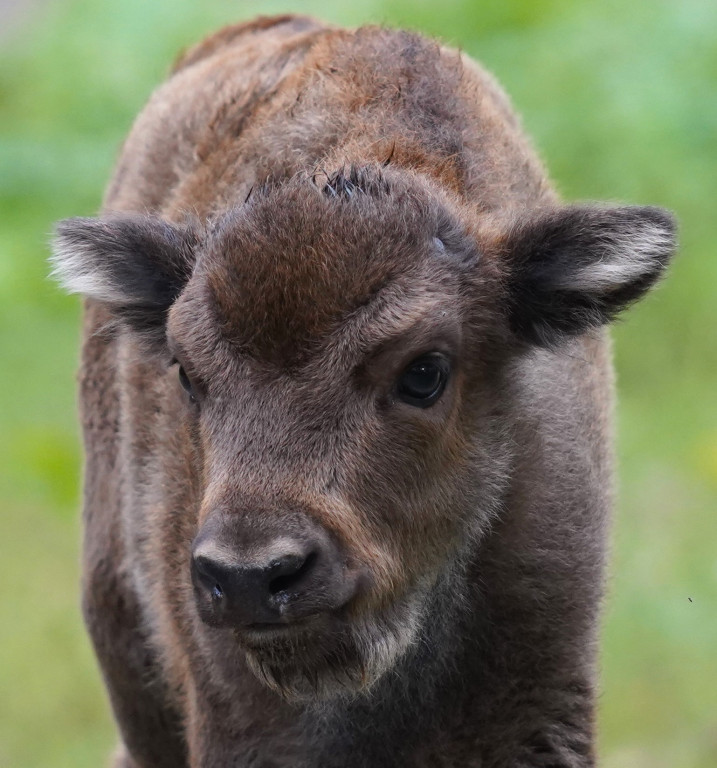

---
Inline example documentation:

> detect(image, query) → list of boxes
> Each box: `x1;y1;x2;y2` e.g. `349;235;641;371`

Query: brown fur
53;15;675;767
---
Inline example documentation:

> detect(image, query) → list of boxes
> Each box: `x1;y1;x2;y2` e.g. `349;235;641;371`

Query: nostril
210;583;223;600
268;551;318;595
193;555;228;601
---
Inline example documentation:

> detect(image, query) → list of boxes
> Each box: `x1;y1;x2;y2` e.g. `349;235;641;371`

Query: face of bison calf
53;166;674;701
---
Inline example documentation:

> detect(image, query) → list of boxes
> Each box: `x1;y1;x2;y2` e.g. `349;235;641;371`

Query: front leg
184;677;307;768
513;692;595;767
82;553;188;768
111;744;140;768
474;669;596;768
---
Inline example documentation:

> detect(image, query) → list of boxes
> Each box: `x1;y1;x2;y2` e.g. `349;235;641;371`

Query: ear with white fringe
505;205;676;346
51;214;198;345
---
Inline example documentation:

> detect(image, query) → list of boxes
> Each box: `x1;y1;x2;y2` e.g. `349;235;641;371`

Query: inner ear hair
51;213;199;349
507;204;676;347
51;214;198;305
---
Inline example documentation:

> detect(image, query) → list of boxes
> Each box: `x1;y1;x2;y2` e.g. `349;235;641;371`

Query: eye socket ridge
396;353;451;408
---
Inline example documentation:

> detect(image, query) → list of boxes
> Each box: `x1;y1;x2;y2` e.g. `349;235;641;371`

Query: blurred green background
1;0;715;765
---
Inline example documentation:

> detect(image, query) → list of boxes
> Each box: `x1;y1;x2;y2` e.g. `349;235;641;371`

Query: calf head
52;166;674;700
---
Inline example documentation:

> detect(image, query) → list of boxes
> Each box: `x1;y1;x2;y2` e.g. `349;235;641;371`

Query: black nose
191;535;355;629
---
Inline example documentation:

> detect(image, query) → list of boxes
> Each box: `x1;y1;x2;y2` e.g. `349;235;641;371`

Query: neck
303;562;478;767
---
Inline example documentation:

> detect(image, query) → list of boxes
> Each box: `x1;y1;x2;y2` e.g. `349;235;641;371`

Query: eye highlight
396;354;451;408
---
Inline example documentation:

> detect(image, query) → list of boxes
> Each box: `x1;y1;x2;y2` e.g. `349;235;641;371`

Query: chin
238;597;425;703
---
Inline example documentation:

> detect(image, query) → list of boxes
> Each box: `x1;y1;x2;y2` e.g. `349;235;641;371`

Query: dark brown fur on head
51;14;675;767
157;164;507;700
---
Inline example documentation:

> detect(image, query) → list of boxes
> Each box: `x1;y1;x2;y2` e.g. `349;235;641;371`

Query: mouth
244;621;299;633
239;621;369;701
224;594;426;702
235;616;321;647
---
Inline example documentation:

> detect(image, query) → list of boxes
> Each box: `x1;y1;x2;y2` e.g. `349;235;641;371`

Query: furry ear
51;214;198;342
505;205;676;346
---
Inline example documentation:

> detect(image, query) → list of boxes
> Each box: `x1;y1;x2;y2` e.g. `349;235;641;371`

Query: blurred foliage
0;0;715;765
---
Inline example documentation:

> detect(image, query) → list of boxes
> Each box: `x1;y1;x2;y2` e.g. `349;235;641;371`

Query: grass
1;0;715;765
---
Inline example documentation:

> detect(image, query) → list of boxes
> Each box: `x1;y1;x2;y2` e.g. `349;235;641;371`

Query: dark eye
396;355;450;408
177;365;197;403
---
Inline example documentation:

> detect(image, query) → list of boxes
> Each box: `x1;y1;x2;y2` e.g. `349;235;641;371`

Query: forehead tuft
319;165;392;200
193;171;449;364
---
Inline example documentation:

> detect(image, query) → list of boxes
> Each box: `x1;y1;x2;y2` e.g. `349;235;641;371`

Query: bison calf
52;14;675;768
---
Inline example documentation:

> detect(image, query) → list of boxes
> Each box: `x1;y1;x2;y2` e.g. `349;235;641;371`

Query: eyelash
172;359;198;403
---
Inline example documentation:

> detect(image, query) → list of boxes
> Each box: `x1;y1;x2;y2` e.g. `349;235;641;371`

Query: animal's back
104;15;552;218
